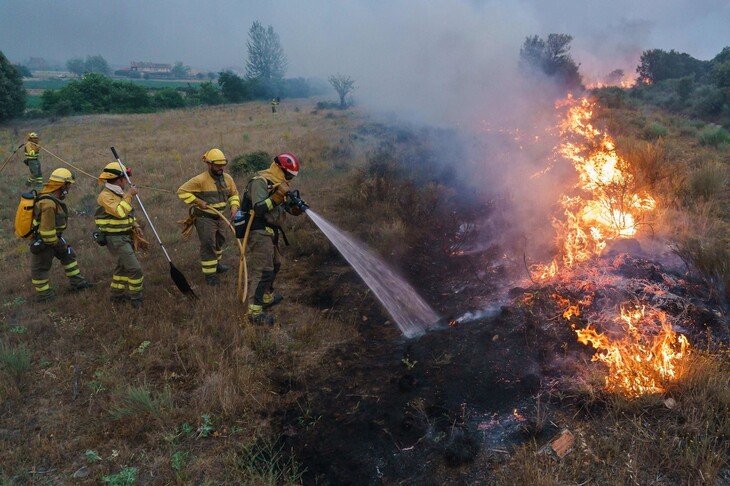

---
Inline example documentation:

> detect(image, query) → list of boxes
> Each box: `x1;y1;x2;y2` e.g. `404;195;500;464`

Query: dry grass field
0;96;729;485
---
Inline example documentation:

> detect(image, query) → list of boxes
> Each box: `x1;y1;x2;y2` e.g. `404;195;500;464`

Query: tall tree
328;74;356;108
0;50;26;122
245;21;287;82
519;34;582;90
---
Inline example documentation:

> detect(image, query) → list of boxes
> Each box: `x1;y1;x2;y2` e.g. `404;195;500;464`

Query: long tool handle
110;146;172;263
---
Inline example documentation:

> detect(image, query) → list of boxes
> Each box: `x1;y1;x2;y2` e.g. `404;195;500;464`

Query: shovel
110;147;197;299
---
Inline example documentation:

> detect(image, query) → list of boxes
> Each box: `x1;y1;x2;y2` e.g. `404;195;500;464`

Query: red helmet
274;152;300;177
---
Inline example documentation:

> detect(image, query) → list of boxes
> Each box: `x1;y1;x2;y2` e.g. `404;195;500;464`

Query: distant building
116;61;173;79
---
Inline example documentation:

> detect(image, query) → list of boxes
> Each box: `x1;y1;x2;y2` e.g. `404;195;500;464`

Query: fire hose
206;207;254;305
0;144;26;175
211;190;308;309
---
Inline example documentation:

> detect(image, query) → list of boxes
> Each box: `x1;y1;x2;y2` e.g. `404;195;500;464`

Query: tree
519;34;582;90
218;71;253;103
328;74;356;108
636;49;708;84
171;61;190;79
84;55;111;75
0;50;26;122
67;57;85;76
245;21;288;83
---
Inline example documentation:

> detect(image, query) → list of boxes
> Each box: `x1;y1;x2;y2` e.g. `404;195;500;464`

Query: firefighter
177;148;240;286
242;152;304;323
24;132;43;186
271;98;279;113
30;168;93;302
94;162;147;307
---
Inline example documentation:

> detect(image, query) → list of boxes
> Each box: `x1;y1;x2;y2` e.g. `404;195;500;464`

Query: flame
534;95;655;278
575;306;689;398
529;94;690;398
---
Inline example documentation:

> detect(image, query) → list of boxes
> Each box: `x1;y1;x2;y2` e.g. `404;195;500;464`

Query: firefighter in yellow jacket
94;162;146;307
177;148;240;286
24;132;43;186
30;168;93;301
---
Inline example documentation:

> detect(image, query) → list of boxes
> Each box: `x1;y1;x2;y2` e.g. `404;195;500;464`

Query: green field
24;78;206;90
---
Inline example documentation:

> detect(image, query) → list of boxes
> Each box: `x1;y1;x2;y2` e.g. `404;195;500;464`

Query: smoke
1;0;728;128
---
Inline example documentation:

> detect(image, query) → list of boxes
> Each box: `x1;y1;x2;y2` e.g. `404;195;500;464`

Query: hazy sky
1;0;728;125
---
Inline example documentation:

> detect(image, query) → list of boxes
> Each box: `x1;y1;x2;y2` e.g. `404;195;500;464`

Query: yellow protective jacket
177;171;240;217
32;196;67;245
25;141;40;160
95;187;137;234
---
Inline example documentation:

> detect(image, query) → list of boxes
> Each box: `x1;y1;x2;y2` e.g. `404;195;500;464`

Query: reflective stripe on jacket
25;142;40;160
95;187;137;233
177;171;240;216
32;197;66;245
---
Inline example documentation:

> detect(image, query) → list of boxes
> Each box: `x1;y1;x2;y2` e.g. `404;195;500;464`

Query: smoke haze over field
1;0;728;125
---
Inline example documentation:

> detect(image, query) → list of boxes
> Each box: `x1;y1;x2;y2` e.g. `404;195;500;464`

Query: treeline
38;72;325;117
598;47;730;127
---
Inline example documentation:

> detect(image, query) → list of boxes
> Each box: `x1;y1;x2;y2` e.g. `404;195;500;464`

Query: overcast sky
1;0;728;125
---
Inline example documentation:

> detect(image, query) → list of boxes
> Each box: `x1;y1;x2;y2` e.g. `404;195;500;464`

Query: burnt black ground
275;234;729;485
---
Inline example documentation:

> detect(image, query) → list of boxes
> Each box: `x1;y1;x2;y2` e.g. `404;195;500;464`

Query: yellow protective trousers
30;243;86;297
194;214;226;275
105;234;143;302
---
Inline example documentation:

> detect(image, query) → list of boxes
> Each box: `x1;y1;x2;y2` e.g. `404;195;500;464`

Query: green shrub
102;467;137;485
644;122;669;140
0;341;30;382
230;151;271;175
698;125;730;147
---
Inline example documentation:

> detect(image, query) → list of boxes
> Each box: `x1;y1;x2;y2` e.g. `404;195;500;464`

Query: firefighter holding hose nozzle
241;152;305;324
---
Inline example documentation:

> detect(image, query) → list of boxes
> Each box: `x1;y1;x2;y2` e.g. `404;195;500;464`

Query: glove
270;182;290;206
132;228;151;253
290;205;304;216
177;208;196;239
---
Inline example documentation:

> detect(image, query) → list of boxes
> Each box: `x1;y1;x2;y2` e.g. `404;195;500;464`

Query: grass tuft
0;342;30;383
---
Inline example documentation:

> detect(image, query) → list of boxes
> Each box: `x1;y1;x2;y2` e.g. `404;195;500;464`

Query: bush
686;161;730;200
643;122;669;140
153;88;186;109
230;151;271;176
697;125;730;147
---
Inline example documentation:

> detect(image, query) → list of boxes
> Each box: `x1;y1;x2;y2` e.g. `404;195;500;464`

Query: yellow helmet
48;168;75;183
28;132;39;140
98;161;131;181
202;148;227;165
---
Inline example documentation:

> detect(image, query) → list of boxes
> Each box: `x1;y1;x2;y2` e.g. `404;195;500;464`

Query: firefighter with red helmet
242;152;304;323
177;148;240;286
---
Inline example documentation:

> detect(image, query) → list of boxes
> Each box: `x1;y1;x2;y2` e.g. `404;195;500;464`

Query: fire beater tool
110;146;197;299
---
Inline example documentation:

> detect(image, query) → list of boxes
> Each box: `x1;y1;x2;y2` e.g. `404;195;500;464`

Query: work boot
130;298;143;309
250;313;275;325
110;294;129;305
70;281;94;292
37;290;57;303
205;275;220;286
216;263;230;274
262;292;284;308
248;303;274;325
